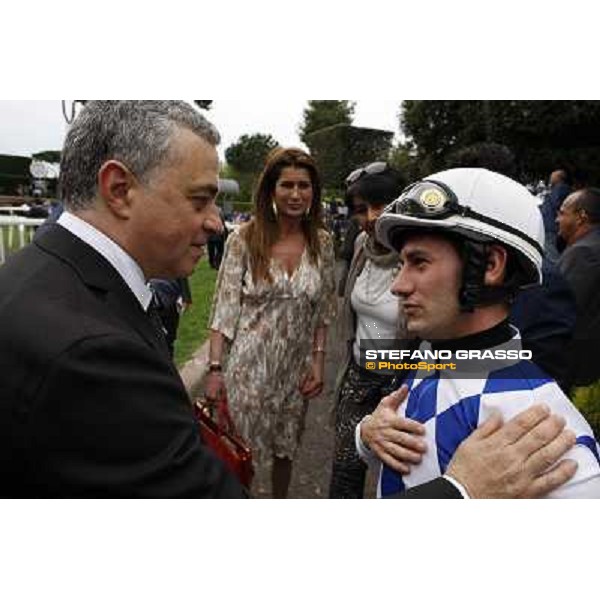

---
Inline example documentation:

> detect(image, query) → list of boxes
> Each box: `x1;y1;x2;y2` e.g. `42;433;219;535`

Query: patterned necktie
147;295;171;357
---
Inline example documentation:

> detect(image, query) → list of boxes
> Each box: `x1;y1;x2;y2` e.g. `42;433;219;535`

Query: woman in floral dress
205;148;336;498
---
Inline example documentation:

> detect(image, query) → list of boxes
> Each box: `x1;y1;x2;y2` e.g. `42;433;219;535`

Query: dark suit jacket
511;257;576;392
388;477;463;499
558;227;600;387
0;225;245;498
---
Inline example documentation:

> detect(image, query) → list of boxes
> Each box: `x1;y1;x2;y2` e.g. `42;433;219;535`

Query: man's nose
390;267;411;297
203;203;223;234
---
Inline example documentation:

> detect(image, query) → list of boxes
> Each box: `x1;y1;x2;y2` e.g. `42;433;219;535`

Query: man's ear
97;160;137;219
484;244;508;286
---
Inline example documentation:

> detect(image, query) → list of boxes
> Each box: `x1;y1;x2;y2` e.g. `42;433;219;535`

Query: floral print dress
209;229;337;462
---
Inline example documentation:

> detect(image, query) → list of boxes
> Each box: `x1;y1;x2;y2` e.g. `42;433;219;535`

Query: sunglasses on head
345;162;388;187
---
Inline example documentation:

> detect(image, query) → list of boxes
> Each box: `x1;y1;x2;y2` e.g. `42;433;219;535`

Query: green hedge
306;124;394;192
0;154;31;195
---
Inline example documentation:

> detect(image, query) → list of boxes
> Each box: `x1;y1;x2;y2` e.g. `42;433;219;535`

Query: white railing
0;215;45;264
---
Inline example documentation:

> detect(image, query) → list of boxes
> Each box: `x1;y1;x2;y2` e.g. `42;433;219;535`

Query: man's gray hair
60;101;221;210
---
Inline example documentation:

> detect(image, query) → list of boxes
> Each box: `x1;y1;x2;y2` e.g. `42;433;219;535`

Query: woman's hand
204;370;226;404
299;354;325;399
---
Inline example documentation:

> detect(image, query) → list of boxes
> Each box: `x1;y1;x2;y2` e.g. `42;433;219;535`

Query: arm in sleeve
31;334;246;498
559;245;599;314
385;477;464;499
315;231;337;328
208;231;247;340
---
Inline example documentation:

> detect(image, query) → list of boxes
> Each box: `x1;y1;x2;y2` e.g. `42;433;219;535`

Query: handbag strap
215;388;237;435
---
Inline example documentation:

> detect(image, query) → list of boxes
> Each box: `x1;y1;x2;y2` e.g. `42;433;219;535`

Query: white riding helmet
376;168;544;289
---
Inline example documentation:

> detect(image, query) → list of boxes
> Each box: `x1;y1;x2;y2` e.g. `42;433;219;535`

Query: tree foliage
225;133;279;174
400;100;600;183
306;124;394;193
401;101;474;172
32;150;61;163
446;142;517;178
224;133;279;204
388;144;421;185
299;101;355;146
0;154;30;194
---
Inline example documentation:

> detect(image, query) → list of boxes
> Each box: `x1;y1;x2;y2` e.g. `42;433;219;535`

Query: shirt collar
430;319;514;352
57;211;153;311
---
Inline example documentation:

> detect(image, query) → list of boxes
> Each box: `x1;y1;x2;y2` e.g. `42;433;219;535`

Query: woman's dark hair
344;166;405;213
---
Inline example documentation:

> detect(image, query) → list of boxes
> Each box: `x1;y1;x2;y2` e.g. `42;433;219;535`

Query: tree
225;133;279;175
299;101;355;146
32;150;61;163
399;100;600;183
306;124;393;193
446;142;517;178
224;133;279;204
388;143;420;185
400;101;484;174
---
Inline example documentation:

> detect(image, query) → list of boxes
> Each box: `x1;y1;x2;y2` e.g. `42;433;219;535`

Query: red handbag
194;393;254;489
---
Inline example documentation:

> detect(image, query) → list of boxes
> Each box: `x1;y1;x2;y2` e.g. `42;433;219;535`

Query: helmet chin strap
458;240;488;312
458;240;516;311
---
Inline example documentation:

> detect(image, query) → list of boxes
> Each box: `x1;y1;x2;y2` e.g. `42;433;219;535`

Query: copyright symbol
366;362;376;370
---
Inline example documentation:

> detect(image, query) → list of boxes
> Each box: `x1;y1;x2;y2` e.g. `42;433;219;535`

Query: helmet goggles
387;179;544;256
394;180;462;220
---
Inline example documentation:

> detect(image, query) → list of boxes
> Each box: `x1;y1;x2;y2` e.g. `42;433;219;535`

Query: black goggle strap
459;239;519;312
457;205;544;256
459;240;488;312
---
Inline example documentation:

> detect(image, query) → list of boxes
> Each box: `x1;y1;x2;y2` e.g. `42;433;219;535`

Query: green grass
173;258;218;367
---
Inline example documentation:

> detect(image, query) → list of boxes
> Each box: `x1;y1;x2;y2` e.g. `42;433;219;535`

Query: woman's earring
272;201;278;218
304;205;311;218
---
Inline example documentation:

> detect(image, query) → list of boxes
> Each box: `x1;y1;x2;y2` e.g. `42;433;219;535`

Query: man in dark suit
557;187;600;434
0;101;245;497
557;187;600;379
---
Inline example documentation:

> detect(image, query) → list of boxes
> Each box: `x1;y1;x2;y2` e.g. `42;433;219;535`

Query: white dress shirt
57;211;152;311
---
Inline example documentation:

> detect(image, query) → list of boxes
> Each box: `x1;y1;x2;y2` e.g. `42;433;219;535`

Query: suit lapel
35;225;172;362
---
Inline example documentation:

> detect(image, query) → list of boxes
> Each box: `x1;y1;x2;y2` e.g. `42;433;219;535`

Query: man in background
540;168;571;258
557;187;600;435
